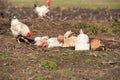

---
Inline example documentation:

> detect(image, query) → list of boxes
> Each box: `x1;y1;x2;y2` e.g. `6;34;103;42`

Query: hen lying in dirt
75;29;90;51
90;38;105;51
33;36;49;47
33;35;64;48
62;30;77;47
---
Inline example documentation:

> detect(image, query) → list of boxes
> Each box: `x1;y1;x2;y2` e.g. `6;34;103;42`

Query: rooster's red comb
46;0;50;8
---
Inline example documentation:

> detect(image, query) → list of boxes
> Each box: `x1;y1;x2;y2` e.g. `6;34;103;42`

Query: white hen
34;36;49;47
47;37;63;48
34;0;50;17
75;29;90;50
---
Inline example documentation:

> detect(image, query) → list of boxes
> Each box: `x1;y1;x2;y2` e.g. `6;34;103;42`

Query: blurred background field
8;0;120;9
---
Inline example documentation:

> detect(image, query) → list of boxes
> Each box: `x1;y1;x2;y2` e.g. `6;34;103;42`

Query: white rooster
10;16;32;43
75;29;90;51
34;0;50;17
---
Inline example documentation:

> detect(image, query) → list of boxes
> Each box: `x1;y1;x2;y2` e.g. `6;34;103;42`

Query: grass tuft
41;60;58;69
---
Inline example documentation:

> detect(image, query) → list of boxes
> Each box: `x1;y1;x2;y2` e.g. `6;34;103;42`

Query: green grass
41;60;58;69
76;21;120;35
85;58;93;64
35;76;46;80
8;0;120;9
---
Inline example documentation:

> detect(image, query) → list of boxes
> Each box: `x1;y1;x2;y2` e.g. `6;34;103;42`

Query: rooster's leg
46;14;51;19
16;35;22;44
16;37;21;44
